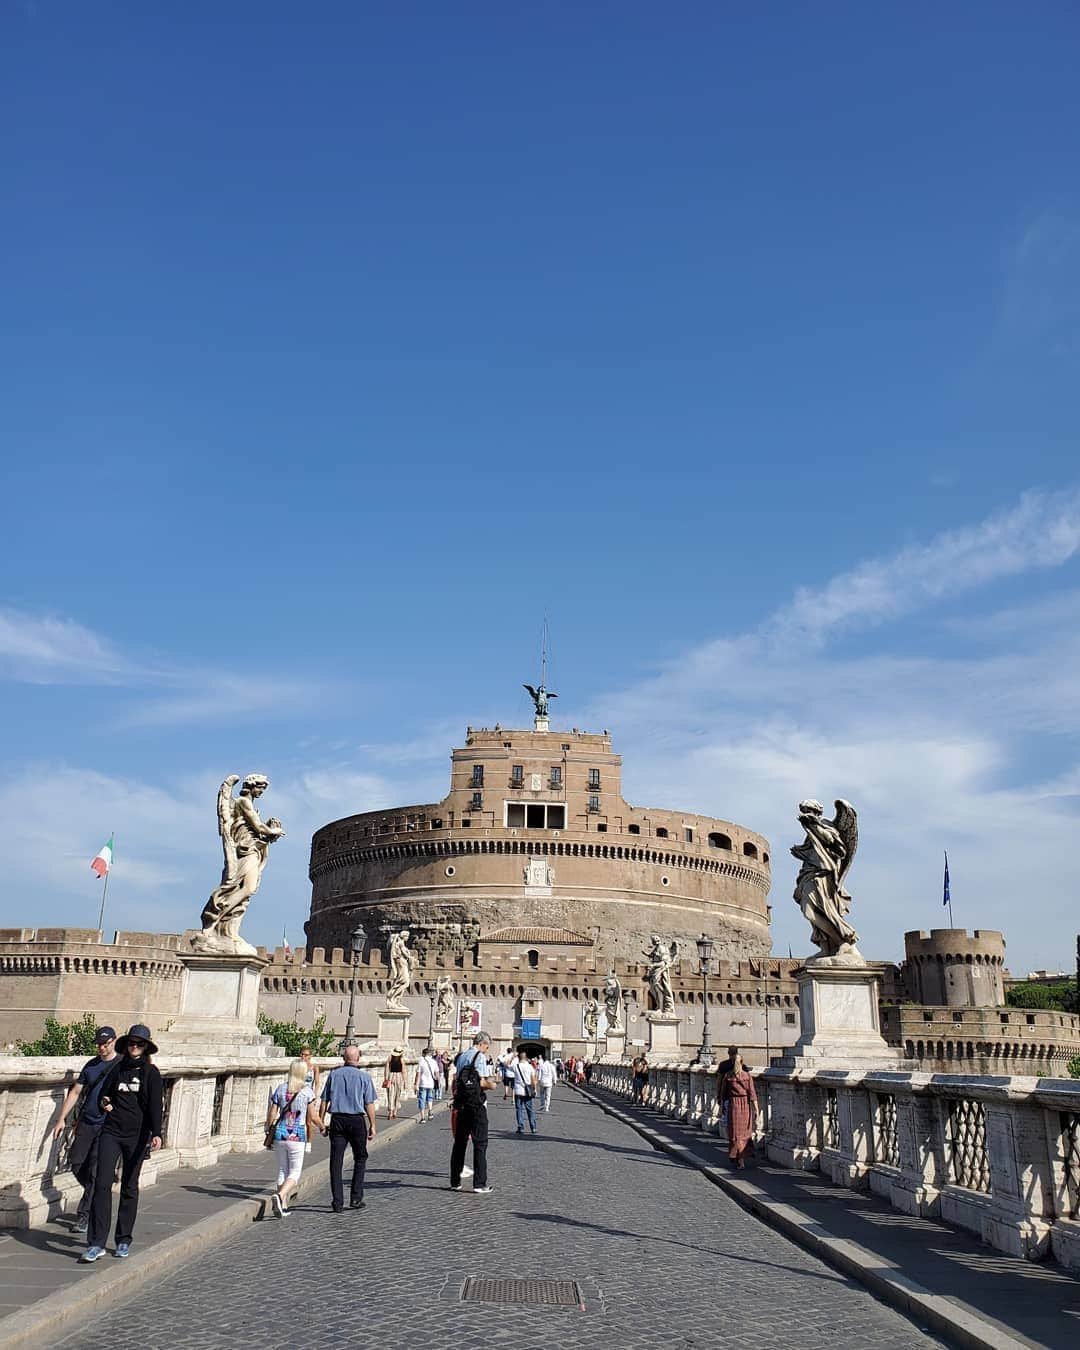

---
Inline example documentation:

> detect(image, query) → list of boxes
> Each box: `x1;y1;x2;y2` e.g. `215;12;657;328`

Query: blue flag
943;851;950;907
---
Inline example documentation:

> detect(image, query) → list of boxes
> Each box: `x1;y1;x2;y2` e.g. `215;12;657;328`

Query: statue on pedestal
603;972;622;1031
791;798;861;961
435;975;454;1030
643;935;679;1015
386;929;413;1010
523;682;557;719
583;997;600;1041
195;774;284;957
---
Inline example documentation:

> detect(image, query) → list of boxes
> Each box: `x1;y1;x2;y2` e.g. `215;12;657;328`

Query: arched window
628;824;640;835
527;949;539;969
656;827;668;839
742;842;758;859
708;832;732;850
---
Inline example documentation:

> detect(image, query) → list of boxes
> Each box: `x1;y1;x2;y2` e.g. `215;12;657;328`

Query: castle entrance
515;1037;552;1059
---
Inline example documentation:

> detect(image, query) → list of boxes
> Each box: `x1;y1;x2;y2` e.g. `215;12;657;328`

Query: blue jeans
417;1087;434;1115
514;1094;537;1131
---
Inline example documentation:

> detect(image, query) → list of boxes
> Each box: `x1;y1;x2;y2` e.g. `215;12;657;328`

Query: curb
0;1104;446;1350
579;1087;1033;1350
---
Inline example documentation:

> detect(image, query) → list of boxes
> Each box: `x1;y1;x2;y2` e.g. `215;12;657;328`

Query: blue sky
2;3;1079;975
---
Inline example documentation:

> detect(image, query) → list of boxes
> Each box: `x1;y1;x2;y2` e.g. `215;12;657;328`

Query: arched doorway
516;1037;552;1059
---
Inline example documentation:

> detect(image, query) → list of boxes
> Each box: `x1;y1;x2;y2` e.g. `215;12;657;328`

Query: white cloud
589;487;1080;974
0;610;135;684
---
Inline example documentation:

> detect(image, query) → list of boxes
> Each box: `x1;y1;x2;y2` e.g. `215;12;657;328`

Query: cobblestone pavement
59;1088;939;1350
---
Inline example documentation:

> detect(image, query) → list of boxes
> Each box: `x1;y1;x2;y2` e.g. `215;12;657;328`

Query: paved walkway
54;1086;939;1350
587;1085;1080;1350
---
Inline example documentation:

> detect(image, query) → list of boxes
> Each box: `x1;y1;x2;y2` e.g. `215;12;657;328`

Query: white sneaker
474;1185;494;1194
461;1165;473;1178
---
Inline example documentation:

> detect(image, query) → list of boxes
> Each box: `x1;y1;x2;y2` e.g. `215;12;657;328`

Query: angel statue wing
217;775;241;882
832;799;859;889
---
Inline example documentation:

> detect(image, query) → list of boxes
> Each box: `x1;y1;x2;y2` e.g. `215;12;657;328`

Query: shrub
256;1012;337;1057
18;1013;100;1057
1067;1055;1080;1081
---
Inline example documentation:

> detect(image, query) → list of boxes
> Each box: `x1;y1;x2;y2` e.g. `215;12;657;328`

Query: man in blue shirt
450;1031;496;1194
319;1045;378;1212
51;1026;117;1233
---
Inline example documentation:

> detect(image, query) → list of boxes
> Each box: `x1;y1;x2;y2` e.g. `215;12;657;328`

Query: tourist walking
384;1044;406;1118
299;1045;321;1152
266;1059;319;1217
450;1031;496;1193
631;1054;649;1105
414;1046;439;1122
497;1047;516;1101
434;1051;448;1100
51;1026;117;1233
716;1045;739;1134
80;1024;163;1263
511;1048;538;1134
720;1052;759;1168
319;1045;378;1212
536;1054;556;1113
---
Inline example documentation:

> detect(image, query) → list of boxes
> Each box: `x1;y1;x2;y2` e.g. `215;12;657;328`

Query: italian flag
90;836;114;879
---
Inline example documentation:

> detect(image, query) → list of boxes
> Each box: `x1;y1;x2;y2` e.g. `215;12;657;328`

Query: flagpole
944;850;954;928
96;832;113;933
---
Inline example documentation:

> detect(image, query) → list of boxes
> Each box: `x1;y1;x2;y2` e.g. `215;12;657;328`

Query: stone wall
257;943;805;1063
901;928;1006;1007
880;1002;1080;1075
0;929;185;1047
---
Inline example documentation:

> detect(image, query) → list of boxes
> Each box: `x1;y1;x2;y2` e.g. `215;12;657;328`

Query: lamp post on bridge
342;925;364;1049
696;933;715;1068
427;983;437;1046
621;987;633;1059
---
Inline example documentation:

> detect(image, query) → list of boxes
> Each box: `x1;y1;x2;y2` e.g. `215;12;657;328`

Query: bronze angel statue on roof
791;799;861;961
523;683;557;719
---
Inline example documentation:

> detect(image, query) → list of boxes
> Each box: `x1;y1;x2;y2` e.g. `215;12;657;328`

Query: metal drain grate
461;1277;584;1308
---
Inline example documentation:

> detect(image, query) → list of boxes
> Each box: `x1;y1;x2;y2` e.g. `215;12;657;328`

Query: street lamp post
342;926;364;1049
427;984;437;1046
696;933;715;1068
621;987;633;1059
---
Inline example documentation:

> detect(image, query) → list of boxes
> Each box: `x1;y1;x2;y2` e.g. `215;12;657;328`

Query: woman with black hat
80;1023;163;1263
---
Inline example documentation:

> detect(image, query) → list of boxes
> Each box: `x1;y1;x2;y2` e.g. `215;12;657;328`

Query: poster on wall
457;999;482;1036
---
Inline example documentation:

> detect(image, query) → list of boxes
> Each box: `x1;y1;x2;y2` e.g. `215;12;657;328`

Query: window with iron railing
470;766;484;787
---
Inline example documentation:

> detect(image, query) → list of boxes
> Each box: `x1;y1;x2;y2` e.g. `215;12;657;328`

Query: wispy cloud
0;610;137;684
0;607;332;727
997;212;1080;355
769;486;1080;648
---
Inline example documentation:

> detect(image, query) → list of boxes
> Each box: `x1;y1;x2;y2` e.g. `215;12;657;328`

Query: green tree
257;1012;337;1057
1005;980;1076;1011
1066;1055;1080;1080
18;1013;100;1056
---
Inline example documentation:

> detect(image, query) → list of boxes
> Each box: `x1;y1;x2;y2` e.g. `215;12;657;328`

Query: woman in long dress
720;1053;758;1168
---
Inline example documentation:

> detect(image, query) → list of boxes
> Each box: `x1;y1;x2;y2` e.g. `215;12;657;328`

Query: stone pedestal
605;1029;627;1060
646;1012;681;1056
376;1006;411;1050
431;1027;454;1051
778;961;901;1071
158;947;281;1062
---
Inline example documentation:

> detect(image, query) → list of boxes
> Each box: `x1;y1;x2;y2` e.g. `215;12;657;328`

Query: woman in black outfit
80;1023;163;1263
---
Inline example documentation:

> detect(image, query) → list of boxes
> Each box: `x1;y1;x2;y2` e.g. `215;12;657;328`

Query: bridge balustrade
594;1060;1080;1275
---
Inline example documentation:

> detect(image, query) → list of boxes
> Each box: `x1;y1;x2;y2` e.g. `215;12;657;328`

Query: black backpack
454;1054;484;1110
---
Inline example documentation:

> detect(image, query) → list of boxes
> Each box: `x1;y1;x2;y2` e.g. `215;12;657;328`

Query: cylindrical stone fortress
307;724;772;964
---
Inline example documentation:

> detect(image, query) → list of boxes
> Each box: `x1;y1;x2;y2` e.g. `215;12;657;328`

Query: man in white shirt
512;1049;538;1134
414;1047;439;1122
536;1054;557;1113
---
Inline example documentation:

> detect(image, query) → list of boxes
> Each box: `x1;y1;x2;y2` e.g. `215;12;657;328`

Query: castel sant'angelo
306;692;773;969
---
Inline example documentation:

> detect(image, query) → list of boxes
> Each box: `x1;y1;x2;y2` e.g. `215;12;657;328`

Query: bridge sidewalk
0;1097;430;1348
585;1086;1080;1350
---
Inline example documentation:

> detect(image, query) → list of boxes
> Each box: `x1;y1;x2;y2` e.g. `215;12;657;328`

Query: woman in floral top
266;1059;318;1217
